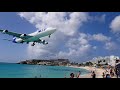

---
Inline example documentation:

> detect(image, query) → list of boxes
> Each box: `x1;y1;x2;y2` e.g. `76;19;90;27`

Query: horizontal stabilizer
3;39;12;41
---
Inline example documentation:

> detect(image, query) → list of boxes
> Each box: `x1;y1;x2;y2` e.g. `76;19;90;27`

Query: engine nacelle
41;40;45;43
20;34;26;37
41;40;48;44
2;30;8;34
38;39;48;45
13;38;24;43
44;42;48;45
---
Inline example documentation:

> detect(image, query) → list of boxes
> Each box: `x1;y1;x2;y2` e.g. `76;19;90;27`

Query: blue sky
0;12;36;62
0;12;120;63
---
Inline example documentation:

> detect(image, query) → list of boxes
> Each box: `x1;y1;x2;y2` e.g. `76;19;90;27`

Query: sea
0;62;90;78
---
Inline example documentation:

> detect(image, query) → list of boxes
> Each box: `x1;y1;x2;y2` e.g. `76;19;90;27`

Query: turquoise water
0;63;89;78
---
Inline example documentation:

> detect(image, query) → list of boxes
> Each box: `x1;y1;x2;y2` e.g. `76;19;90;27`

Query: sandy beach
68;66;108;78
79;66;105;78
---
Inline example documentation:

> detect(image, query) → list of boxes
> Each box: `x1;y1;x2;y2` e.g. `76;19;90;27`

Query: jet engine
38;39;48;45
20;34;27;38
41;40;48;45
2;30;8;34
44;42;48;45
41;40;45;43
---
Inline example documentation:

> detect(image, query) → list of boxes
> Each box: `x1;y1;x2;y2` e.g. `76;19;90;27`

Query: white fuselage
14;27;56;43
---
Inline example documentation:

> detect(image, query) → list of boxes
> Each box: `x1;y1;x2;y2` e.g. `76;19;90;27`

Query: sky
0;12;120;63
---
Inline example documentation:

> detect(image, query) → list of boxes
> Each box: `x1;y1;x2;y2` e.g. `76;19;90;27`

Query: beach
79;66;105;78
73;66;117;78
68;66;115;78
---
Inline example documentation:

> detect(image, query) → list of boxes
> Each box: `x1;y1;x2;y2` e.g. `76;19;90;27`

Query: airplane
0;27;56;46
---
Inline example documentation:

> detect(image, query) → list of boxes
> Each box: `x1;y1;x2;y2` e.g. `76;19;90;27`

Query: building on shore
90;55;120;67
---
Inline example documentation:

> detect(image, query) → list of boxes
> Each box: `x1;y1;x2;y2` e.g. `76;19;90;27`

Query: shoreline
68;66;105;78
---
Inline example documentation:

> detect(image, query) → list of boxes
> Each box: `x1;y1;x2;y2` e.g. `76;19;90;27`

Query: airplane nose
53;28;57;32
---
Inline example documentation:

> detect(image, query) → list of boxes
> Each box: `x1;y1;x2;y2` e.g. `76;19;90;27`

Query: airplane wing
0;29;32;39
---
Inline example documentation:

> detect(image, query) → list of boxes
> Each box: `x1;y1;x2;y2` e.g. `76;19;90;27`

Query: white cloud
18;12;117;62
105;42;118;50
93;46;97;49
94;14;106;23
110;15;120;33
18;12;89;36
92;33;111;42
58;44;92;62
89;14;106;23
18;12;91;62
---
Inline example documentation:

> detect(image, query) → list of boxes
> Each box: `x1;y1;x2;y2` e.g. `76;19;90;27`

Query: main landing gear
31;42;35;46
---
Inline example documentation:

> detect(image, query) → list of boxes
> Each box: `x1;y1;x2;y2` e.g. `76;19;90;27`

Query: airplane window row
38;29;46;32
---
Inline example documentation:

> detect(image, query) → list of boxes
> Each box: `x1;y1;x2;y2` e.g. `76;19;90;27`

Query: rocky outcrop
17;61;27;64
17;59;70;66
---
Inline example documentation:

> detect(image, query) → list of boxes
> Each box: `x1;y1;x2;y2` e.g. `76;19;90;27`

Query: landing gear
31;42;35;46
43;40;45;44
45;42;48;44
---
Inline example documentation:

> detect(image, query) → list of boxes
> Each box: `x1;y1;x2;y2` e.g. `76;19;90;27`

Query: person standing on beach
110;69;114;77
70;73;74;78
106;74;111;78
107;65;111;74
102;72;105;78
91;71;96;78
116;69;119;78
76;71;81;78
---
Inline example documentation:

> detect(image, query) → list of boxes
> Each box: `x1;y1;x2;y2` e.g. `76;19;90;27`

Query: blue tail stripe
12;38;17;43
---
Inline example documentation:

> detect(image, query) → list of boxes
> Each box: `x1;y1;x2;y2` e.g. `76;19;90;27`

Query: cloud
63;33;93;61
94;14;106;23
89;14;106;23
18;12;89;36
110;15;120;33
18;12;92;62
18;12;118;62
105;42;118;50
93;46;97;49
58;44;92;62
92;33;111;42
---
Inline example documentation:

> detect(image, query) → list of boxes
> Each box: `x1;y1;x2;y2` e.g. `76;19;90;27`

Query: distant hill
17;59;70;66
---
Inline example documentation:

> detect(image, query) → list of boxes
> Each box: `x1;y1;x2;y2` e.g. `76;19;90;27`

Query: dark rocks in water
17;61;27;64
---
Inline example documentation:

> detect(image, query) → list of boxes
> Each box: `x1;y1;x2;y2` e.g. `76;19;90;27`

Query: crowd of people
90;65;119;78
69;71;81;78
102;65;119;78
91;66;119;78
68;65;119;78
